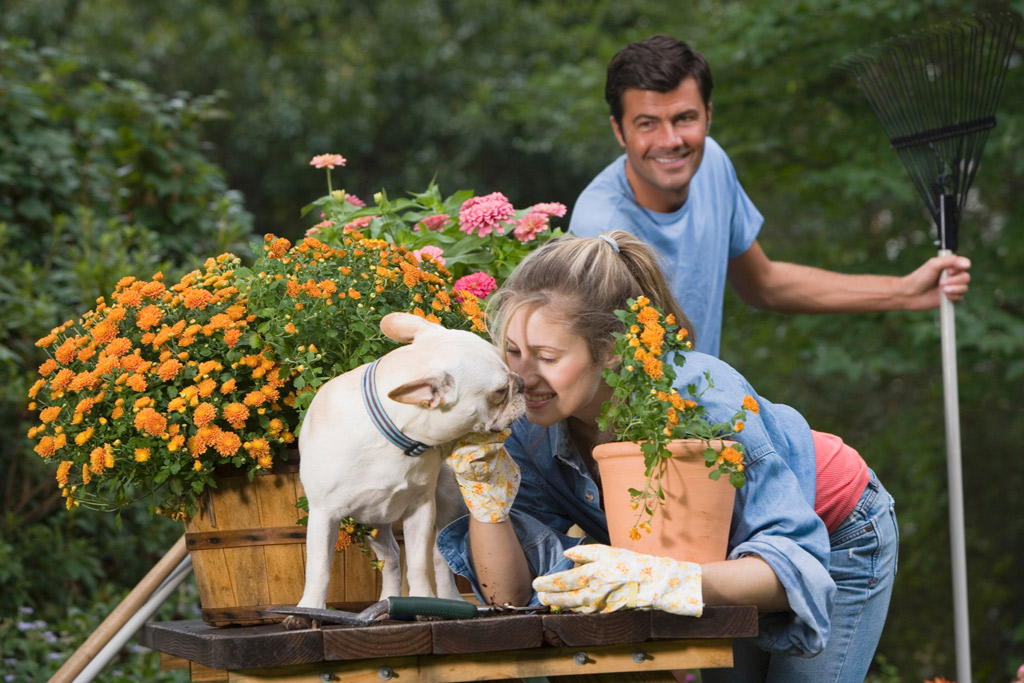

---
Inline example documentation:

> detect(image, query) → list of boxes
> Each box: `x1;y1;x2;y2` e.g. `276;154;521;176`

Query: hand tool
269;597;547;626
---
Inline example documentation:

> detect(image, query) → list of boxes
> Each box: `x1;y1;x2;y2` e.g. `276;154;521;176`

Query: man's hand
444;430;520;523
532;544;703;616
903;254;972;309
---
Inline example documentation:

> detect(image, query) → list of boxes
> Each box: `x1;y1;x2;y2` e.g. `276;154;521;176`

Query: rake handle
938;248;971;683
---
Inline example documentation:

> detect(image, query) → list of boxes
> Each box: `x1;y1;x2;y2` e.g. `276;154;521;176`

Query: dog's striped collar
360;359;431;457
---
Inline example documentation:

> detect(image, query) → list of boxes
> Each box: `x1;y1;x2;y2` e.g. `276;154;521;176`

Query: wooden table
139;605;757;682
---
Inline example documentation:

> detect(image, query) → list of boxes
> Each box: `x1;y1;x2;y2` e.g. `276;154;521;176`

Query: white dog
286;312;524;627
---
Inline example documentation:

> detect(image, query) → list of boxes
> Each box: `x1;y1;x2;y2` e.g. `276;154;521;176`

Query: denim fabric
703;470;898;683
568;137;763;357
438;349;836;656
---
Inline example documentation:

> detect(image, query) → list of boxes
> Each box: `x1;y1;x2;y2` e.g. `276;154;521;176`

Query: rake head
836;13;1021;250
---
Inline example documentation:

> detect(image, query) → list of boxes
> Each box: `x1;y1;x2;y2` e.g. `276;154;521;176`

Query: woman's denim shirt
438;350;835;656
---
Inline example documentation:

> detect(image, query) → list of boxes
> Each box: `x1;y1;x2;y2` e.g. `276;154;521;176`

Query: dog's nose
512;373;524;393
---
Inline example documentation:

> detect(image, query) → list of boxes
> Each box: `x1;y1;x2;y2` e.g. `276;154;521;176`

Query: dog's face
380;313;525;441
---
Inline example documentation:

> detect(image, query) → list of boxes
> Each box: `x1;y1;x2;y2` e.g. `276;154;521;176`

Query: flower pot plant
594;296;755;563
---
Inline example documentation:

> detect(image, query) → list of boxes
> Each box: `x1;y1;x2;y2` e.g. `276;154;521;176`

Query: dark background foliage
2;1;1022;680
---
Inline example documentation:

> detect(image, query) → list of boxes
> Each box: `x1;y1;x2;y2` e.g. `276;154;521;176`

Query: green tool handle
387;596;480;619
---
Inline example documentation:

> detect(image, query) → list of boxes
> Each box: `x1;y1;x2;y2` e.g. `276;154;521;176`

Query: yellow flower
134;448;151;462
74;427;95;446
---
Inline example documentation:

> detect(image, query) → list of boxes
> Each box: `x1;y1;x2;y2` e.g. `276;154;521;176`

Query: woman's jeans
704;470;899;683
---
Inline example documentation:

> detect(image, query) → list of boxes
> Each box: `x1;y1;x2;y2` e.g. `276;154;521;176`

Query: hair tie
598;233;620;254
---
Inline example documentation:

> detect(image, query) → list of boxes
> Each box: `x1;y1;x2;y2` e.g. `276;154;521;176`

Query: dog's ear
380;312;438;343
388;372;456;409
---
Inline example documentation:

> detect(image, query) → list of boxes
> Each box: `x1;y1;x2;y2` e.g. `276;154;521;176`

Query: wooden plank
542;611;651;647
158;652;190;671
224;640;733;682
254;471;307;607
139;621;323;671
223;477;274;610
650;606;758;640
189;661;229;682
322;622;433;660
431;614;544;654
185;526;307;550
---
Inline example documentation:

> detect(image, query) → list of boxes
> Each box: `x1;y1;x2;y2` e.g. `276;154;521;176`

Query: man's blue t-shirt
568;137;763;357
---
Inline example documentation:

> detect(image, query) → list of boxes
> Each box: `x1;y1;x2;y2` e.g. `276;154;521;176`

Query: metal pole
939;193;971;683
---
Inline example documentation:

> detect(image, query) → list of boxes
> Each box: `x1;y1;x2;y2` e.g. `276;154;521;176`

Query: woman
437;231;897;682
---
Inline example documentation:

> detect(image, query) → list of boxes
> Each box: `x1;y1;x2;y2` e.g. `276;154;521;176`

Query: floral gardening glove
532;544;703;616
443;429;520;523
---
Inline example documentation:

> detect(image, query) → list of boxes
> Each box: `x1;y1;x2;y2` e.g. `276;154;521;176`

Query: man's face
611;77;712;213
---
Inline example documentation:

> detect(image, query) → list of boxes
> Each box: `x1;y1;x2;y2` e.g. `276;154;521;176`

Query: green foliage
304;171;566;283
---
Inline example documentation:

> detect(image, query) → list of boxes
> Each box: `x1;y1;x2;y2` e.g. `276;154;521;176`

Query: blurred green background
2;1;1022;681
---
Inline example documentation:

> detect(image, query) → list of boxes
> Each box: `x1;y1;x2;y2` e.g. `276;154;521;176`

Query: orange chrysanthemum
134;407;167;437
193;402;217;428
223;402;249;429
183;288;214;310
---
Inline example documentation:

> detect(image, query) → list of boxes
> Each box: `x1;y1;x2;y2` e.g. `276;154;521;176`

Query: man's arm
727;240;971;314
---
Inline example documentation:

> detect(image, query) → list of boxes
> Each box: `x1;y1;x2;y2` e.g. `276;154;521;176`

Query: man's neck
623;160;689;213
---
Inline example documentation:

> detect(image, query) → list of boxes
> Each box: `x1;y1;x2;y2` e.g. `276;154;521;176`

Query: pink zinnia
412;245;446;266
529;202;567;218
453;272;497;302
513;211;550;243
458;192;515;237
415;214;450;232
345;193;366;207
309;154;347;170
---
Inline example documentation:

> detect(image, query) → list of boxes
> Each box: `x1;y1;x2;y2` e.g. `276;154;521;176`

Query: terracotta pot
593;439;736;564
183;452;382;626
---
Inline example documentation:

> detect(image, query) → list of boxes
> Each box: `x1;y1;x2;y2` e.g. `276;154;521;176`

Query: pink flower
343;216;374;233
513;211;550;242
310;154;347;170
529;202;567;218
458;192;515;237
412;245;446;266
415;214;450;232
453;272;497;302
306;219;335;237
345;193;366;207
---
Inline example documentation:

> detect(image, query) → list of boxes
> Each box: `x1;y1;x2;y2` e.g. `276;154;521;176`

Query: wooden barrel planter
183;453;383;627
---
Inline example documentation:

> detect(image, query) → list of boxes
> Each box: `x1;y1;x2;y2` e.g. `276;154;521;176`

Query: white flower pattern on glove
444;429;520;523
532;544;703;616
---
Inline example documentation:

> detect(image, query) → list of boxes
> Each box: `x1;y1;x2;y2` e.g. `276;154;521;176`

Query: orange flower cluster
28;254;299;518
248;232;488;413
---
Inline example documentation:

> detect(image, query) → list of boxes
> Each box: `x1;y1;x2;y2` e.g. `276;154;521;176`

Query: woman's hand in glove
532;544;703;616
444;430;520;523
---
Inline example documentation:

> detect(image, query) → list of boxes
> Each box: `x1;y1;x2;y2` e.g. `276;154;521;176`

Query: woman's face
503;305;612;428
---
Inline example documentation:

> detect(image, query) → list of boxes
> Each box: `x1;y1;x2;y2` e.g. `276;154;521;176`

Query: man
569;34;971;357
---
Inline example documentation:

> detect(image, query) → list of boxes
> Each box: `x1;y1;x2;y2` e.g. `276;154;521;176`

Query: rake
837;13;1020;683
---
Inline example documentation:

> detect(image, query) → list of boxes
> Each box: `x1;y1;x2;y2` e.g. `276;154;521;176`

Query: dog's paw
281;614;314;631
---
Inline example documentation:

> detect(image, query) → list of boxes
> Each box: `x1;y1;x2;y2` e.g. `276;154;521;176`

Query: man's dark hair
605;35;713;126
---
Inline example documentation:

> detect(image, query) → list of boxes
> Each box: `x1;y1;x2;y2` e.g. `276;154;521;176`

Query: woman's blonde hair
487;230;694;364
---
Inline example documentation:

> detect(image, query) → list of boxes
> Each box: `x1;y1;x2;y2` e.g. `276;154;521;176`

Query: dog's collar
361;359;431;457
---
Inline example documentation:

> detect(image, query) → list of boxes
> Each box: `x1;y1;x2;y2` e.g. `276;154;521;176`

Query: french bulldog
284;312;524;629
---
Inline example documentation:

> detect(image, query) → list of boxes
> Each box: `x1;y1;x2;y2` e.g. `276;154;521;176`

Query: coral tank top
812;430;870;534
